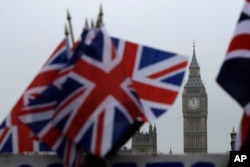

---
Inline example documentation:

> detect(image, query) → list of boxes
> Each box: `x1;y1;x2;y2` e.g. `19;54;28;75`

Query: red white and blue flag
19;28;93;167
50;27;146;157
18;26;188;166
112;37;188;121
217;0;250;152
0;37;72;153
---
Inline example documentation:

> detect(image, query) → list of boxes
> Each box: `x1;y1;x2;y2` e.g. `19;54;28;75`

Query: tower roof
189;41;199;69
231;127;237;140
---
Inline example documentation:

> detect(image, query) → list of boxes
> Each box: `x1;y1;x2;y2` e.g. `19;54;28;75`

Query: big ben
182;42;207;153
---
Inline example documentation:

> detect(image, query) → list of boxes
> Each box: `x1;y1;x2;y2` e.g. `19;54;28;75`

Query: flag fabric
216;0;250;151
51;27;147;157
236;110;250;151
19;28;93;167
18;25;188;166
0;37;72;153
111;37;188;121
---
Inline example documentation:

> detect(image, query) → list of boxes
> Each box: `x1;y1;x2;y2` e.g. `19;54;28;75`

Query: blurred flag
19;28;92;167
52;27;146;157
216;0;250;151
112;37;188;121
0;37;73;153
19;25;188;166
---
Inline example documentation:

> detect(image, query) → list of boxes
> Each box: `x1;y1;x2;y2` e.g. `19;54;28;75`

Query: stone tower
231;128;237;151
131;124;157;155
182;42;208;153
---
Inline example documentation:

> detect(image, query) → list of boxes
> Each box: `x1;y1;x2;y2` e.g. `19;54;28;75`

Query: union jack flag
19;28;93;167
51;27;146;157
0;37;72;153
112;37;188;121
217;0;250;155
19;25;188;163
52;27;188;157
20;76;85;167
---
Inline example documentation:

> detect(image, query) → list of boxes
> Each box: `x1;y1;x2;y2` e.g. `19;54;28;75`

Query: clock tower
182;42;207;153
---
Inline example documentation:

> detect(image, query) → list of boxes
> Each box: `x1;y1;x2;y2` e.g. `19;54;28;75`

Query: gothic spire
169;147;172;154
153;123;157;132
149;123;153;134
189;41;199;69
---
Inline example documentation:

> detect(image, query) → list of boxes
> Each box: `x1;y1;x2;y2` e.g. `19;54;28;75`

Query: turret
231;127;237;151
149;123;153;134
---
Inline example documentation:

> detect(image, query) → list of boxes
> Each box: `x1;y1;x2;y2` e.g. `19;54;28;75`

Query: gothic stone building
182;43;208;153
131;124;157;155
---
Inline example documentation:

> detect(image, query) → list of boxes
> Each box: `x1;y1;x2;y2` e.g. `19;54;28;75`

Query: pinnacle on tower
149;123;152;130
231;127;237;140
153;123;157;132
231;127;237;151
189;41;199;69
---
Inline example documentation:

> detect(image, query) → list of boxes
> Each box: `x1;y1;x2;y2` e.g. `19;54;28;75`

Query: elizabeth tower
182;43;207;153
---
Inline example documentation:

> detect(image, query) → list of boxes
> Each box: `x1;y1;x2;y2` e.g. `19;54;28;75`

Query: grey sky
0;0;245;154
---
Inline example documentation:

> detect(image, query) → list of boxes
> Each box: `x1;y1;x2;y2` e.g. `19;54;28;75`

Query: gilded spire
189;41;199;69
96;5;103;28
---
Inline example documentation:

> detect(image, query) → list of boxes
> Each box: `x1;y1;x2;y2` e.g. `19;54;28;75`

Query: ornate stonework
182;43;208;153
131;124;157;155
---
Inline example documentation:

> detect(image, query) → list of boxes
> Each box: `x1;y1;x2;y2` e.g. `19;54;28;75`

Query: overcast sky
0;0;245;154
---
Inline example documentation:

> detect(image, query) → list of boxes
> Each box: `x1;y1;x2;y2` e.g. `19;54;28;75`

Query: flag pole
91;19;95;28
67;9;75;47
64;24;69;37
96;5;103;28
85;19;89;30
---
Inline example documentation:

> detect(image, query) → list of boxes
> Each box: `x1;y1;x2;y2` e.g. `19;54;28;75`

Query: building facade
182;43;208;153
131;124;157;155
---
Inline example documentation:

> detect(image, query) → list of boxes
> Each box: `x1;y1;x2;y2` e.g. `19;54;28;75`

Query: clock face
187;97;200;110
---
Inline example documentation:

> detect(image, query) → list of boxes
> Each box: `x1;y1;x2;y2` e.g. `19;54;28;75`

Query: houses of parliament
121;43;209;155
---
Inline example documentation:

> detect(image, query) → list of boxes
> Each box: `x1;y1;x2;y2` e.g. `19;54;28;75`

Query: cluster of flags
1;0;250;166
0;10;189;167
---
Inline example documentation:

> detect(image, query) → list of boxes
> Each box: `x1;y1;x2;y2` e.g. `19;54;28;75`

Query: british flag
0;37;72;153
19;25;188;163
217;0;250;155
20;76;85;167
112;37;189;121
19;28;93;167
51;27;146;157
51;27;188;157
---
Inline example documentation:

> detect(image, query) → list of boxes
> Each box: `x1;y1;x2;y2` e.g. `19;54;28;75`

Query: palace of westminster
120;43;237;155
